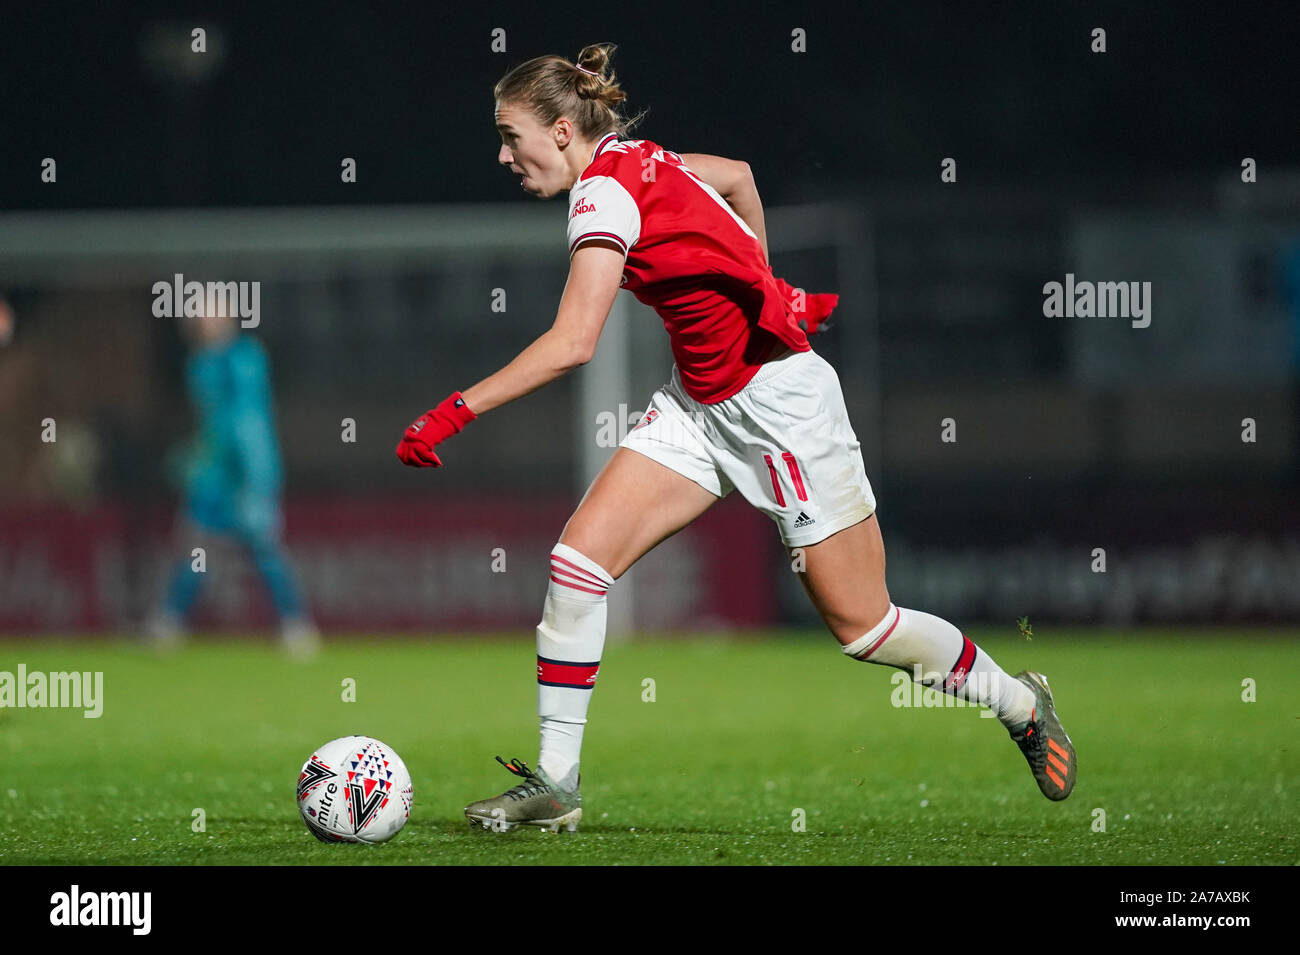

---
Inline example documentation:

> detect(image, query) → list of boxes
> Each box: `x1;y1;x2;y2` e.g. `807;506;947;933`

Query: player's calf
842;602;1036;727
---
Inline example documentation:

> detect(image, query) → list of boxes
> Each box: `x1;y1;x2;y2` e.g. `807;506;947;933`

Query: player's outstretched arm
396;242;624;467
461;241;624;413
679;153;769;264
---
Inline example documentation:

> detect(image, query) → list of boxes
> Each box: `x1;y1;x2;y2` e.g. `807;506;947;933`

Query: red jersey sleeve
566;175;642;257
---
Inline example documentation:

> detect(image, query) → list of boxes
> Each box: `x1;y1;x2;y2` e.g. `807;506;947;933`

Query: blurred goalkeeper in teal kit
147;311;320;658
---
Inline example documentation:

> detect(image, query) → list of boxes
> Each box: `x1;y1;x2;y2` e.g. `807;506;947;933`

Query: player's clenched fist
395;392;477;467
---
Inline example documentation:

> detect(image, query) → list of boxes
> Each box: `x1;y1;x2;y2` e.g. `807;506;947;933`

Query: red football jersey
566;133;835;404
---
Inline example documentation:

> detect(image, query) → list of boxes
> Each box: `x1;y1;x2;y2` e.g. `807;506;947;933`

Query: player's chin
522;178;554;199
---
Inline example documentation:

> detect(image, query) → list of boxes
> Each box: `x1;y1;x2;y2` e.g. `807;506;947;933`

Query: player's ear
554;117;575;149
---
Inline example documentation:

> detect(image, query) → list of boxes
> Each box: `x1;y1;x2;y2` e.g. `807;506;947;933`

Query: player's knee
825;588;892;645
839;601;900;659
555;523;625;578
547;542;616;598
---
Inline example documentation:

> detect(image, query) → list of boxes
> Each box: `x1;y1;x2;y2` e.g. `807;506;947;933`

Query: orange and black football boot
1008;671;1076;800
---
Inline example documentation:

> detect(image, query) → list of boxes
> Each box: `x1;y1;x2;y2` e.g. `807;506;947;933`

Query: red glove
772;276;839;336
396;392;477;468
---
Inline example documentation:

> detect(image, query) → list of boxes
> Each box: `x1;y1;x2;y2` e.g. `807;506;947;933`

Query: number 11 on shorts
763;452;808;506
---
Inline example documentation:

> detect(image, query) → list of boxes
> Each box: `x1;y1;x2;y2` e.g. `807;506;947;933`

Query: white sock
842;603;1036;727
536;543;614;789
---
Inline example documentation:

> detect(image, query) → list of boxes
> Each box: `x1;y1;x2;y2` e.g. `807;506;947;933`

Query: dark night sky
2;1;1297;209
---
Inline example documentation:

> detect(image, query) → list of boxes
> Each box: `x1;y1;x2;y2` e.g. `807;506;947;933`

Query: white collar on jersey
586;132;620;168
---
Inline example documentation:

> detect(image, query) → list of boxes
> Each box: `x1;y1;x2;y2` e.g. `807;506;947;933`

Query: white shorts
620;347;877;547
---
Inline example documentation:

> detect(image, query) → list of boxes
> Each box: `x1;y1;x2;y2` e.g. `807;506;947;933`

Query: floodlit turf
0;630;1295;865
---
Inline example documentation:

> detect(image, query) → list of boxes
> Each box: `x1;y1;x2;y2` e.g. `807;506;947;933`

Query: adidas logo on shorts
793;511;815;528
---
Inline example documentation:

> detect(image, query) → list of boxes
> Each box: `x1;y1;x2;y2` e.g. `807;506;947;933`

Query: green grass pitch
1;629;1295;865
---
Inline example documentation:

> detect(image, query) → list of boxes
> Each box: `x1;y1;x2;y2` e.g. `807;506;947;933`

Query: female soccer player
396;43;1076;832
